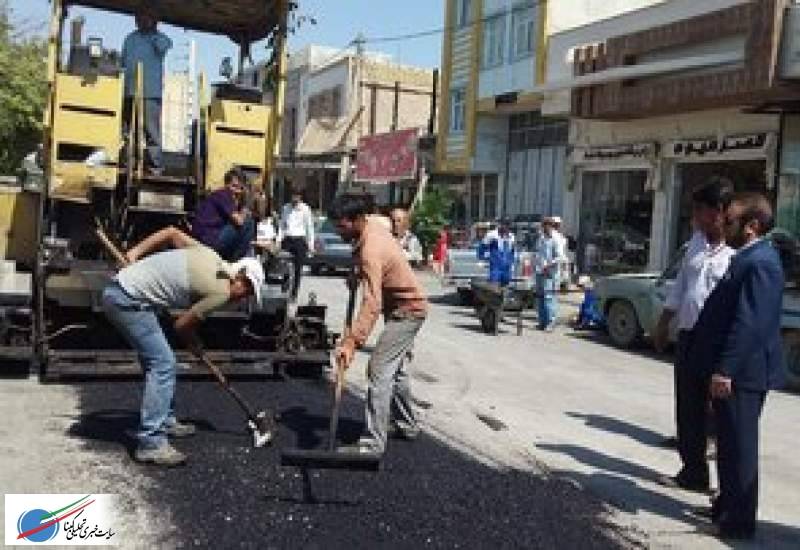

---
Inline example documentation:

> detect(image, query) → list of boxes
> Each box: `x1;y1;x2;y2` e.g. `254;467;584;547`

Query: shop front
570;143;657;275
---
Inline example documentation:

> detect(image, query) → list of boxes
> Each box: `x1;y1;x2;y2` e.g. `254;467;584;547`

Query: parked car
593;249;681;348
307;218;353;275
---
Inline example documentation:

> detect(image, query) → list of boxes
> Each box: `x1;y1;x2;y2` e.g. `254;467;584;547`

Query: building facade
247;45;436;211
436;0;669;226
548;0;799;276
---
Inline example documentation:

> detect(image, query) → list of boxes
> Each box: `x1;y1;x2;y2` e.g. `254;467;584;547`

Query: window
512;4;536;59
579;171;653;275
456;0;472;28
450;88;466;133
482;15;505;68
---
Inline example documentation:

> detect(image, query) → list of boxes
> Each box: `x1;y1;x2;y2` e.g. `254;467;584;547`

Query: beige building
247;45;436;210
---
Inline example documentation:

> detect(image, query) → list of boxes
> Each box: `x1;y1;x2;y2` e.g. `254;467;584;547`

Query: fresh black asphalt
68;377;627;549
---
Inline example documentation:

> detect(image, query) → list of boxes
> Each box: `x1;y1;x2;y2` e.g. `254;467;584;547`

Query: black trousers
713;390;765;531
281;237;308;300
675;330;710;482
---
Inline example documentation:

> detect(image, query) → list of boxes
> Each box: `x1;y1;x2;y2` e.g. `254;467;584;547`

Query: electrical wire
360;0;542;45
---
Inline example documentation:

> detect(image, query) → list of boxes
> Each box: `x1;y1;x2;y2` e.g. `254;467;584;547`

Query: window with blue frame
511;3;536;60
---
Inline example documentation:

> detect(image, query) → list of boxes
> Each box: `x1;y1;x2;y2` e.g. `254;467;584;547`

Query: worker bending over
330;194;428;455
102;227;264;466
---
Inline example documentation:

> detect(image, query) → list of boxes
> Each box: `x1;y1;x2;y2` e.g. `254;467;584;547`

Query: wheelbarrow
470;279;533;335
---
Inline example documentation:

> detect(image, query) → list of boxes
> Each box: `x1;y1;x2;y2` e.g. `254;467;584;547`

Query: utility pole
353;32;367;192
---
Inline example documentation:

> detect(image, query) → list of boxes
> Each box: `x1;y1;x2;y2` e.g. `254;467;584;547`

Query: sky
8;0;445;78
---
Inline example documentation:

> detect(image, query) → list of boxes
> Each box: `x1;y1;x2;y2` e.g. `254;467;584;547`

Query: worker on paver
654;178;734;492
192;168;256;261
479;219;515;287
121;4;172;175
535;218;560;331
101;227;264;466
390;208;423;267
329;194;428;455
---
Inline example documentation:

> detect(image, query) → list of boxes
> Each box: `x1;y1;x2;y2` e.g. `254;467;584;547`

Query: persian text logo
5;494;119;546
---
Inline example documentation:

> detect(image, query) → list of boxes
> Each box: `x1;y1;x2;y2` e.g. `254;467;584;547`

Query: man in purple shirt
192;168;255;261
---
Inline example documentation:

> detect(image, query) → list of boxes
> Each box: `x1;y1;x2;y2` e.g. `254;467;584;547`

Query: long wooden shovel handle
95;227;130;268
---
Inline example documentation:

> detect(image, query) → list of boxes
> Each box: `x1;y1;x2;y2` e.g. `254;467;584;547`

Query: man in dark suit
691;193;786;539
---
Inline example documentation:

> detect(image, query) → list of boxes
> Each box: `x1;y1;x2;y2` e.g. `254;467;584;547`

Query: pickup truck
442;244;534;305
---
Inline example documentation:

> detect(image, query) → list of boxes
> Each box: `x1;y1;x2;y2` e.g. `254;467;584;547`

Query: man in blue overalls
479;219;516;287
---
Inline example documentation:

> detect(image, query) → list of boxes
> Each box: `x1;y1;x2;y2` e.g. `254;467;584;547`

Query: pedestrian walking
535;218;559;331
192;168;256;261
692;193;786;540
279;190;315;301
655;179;734;492
329;194;428;455
101;227;264;466
432;226;449;276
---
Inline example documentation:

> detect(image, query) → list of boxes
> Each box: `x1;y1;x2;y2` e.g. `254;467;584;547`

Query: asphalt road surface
68;377;627;549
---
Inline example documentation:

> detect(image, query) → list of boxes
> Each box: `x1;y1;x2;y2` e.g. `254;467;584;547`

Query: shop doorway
579;170;654;275
675;160;770;249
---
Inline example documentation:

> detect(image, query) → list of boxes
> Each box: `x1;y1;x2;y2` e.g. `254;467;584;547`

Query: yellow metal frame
42;0;289;201
205;98;272;191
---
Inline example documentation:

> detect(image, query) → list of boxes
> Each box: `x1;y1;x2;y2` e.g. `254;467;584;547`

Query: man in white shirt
550;216;569;286
655;178;735;492
279;190;315;301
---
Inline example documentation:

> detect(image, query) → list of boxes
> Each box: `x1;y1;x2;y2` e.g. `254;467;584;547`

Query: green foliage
0;4;47;174
411;188;454;258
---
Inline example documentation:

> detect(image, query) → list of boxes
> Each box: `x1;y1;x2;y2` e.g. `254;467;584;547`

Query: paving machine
0;0;334;380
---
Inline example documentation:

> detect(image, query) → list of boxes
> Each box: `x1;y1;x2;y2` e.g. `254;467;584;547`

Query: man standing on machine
121;4;172;175
329;194;428;455
102;226;264;466
279;189;315;302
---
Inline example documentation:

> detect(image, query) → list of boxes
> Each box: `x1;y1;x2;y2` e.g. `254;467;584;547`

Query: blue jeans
536;274;558;329
102;283;176;450
216;218;256;261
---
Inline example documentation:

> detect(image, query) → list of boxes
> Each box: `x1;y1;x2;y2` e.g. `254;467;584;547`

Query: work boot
656;470;710;493
165;420;197;439
134;443;187;467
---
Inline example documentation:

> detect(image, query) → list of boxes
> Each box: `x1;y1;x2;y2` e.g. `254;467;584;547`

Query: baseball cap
230;257;265;304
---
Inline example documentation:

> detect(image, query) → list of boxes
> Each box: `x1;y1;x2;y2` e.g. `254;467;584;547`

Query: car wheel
607;300;642;348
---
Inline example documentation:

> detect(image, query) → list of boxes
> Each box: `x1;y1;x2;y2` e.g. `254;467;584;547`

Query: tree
411;187;454;259
0;2;47;174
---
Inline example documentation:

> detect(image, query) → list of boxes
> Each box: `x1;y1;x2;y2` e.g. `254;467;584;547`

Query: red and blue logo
16;495;95;542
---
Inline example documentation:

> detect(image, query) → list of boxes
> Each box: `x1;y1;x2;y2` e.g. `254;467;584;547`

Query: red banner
355;128;419;182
